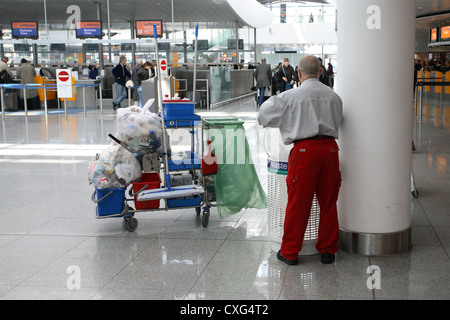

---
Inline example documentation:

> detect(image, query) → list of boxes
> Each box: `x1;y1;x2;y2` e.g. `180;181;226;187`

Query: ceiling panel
416;0;450;16
257;0;329;4
415;0;450;51
0;0;249;27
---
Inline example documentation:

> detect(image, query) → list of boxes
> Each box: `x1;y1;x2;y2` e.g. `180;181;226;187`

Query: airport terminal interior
0;0;449;301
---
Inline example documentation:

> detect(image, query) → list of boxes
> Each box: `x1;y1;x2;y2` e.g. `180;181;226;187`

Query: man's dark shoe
113;101;117;111
277;250;298;265
321;251;335;264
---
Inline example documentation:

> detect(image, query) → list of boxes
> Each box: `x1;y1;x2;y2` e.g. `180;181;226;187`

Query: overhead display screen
135;20;163;38
76;21;102;39
11;21;38;39
430;28;438;43
227;39;244;50
440;26;450;41
195;40;209;51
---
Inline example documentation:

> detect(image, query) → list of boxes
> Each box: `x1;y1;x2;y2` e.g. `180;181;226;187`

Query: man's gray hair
119;56;127;63
298;55;321;76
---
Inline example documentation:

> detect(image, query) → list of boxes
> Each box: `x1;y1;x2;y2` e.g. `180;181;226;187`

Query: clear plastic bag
116;106;162;141
114;145;142;185
115;105;170;156
88;144;142;189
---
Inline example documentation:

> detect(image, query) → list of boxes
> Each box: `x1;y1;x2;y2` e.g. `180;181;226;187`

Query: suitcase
2;92;18;111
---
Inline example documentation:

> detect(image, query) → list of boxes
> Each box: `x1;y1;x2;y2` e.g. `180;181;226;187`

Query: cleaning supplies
202;140;218;176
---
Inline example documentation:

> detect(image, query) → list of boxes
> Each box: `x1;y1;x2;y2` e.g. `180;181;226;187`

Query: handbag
282;64;294;90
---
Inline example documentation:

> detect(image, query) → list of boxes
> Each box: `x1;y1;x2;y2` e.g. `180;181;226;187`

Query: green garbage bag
203;118;267;218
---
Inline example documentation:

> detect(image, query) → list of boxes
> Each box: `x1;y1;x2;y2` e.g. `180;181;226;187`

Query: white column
336;0;416;255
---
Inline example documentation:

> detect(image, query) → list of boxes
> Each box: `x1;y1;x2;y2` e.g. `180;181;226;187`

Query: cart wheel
412;190;419;198
196;207;201;215
124;216;138;232
202;209;210;228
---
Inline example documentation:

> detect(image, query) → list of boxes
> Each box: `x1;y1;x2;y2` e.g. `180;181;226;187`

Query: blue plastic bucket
167;195;202;208
163;101;195;117
95;188;126;217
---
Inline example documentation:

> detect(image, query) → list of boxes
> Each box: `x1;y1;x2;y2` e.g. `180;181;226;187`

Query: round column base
339;227;412;256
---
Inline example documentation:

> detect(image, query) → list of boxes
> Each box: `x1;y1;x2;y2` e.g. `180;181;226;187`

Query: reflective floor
0;98;449;300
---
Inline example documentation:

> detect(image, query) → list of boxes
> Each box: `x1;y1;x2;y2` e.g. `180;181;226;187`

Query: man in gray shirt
257;55;343;265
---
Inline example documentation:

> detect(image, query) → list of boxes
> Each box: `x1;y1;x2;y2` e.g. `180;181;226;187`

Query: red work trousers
280;139;341;260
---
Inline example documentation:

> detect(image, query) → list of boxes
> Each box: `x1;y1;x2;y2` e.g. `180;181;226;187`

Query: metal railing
0;82;103;121
170;77;209;110
415;80;450;125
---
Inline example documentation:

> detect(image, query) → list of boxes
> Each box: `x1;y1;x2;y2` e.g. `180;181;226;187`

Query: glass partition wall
0;20;254;68
0;1;337;69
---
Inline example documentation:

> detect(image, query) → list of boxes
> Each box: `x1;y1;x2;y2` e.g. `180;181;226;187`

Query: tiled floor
0;97;449;300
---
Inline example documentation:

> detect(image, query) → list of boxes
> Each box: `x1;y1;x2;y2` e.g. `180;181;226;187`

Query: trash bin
264;128;319;255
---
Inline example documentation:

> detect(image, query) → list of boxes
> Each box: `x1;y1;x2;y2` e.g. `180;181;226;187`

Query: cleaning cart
90;98;214;231
91;23;215;231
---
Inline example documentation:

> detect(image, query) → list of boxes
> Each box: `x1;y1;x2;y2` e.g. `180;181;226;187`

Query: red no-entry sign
58;70;70;82
160;60;167;71
56;69;73;99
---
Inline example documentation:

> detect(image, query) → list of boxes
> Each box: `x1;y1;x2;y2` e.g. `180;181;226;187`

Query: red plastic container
132;172;161;210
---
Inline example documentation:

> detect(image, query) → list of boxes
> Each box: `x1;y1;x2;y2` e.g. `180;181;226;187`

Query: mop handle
192;23;199;102
154;24;171;190
108;133;121;144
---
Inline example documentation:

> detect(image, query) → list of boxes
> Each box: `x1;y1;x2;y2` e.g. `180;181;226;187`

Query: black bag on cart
0;69;13;86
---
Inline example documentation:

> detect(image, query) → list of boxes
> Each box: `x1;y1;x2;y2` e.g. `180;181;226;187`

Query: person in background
130;59;144;103
326;62;334;88
254;58;272;107
150;60;157;78
112;55;131;110
131;59;143;85
239;59;245;70
135;61;152;107
0;56;13;80
257;55;343;265
17;58;39;110
272;62;283;95
318;57;327;84
88;62;99;80
275;58;296;93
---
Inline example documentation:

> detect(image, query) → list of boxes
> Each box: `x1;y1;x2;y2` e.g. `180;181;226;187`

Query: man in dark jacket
111;56;131;110
135;61;152;107
276;58;296;93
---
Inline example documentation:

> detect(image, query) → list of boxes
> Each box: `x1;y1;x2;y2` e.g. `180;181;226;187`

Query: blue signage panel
11;22;38;38
76;21;102;38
